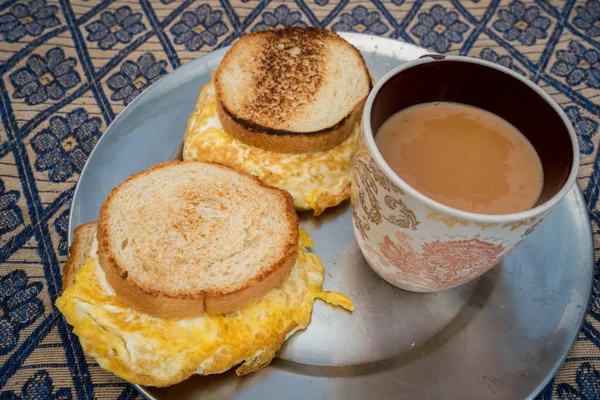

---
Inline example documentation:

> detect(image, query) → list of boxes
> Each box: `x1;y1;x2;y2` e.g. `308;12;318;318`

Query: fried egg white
55;229;353;387
182;83;358;216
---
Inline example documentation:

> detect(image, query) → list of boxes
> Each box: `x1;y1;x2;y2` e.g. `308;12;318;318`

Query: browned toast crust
97;161;299;318
61;221;97;290
216;98;364;154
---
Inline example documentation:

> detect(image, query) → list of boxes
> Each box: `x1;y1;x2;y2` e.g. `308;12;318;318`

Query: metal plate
68;33;594;400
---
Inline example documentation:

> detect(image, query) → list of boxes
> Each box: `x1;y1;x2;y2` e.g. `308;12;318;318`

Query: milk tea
375;102;543;215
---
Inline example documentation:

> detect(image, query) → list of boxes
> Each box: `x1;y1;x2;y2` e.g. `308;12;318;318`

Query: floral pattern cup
351;55;580;292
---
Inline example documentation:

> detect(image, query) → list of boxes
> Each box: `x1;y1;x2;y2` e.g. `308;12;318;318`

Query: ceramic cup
351;55;580;292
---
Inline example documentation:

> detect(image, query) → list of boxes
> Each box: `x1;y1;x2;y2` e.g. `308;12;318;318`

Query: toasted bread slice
62;221;97;290
214;28;371;154
97;161;298;318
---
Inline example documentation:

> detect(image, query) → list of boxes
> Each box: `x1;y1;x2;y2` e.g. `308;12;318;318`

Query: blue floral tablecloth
0;0;599;398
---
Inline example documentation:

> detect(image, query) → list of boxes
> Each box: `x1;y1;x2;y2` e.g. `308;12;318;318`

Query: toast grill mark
244;28;327;126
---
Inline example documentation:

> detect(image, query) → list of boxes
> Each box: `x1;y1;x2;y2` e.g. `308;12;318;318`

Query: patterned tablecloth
0;0;598;398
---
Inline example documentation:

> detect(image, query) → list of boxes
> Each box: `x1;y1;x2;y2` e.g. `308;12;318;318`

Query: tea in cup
351;55;579;292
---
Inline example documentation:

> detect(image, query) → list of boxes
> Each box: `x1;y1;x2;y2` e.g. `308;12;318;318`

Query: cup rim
362;55;580;223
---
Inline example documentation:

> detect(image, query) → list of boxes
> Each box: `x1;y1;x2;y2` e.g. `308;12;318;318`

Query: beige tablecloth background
0;0;598;398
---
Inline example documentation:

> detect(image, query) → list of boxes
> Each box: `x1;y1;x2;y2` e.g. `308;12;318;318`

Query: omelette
183;83;359;216
55;229;353;387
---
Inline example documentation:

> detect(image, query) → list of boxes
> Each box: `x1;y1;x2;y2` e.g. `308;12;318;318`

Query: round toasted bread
214;27;371;154
97;161;298;318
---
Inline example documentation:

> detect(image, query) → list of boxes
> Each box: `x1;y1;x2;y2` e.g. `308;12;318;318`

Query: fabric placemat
0;0;598;398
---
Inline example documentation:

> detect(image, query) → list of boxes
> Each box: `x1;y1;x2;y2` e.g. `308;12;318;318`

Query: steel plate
68;33;594;400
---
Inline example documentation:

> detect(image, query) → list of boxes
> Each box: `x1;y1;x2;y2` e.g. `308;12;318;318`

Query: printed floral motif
555;362;600;400
480;48;513;69
573;0;600;38
551;41;600;88
565;105;598;155
492;0;550;46
502;217;536;231
0;0;60;42
368;232;505;290
426;212;468;228
54;209;69;256
581;274;600;356
314;0;328;7
411;4;468;53
252;5;307;32
0;179;23;235
170;4;228;51
352;142;418;240
10;48;80;106
0;270;43;355
352;207;371;241
31;108;102;182
106;53;168;105
332;6;388;35
354;138;402;194
364;244;382;266
421;238;504;278
2;370;72;400
475;222;498;230
479;48;526;75
369;234;438;290
378;233;431;274
589;270;600;322
85;6;146;50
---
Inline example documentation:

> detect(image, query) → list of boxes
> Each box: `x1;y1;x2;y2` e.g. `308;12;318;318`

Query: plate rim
528;185;593;399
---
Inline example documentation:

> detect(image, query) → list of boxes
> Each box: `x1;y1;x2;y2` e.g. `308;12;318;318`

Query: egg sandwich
183;28;372;215
56;161;352;387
